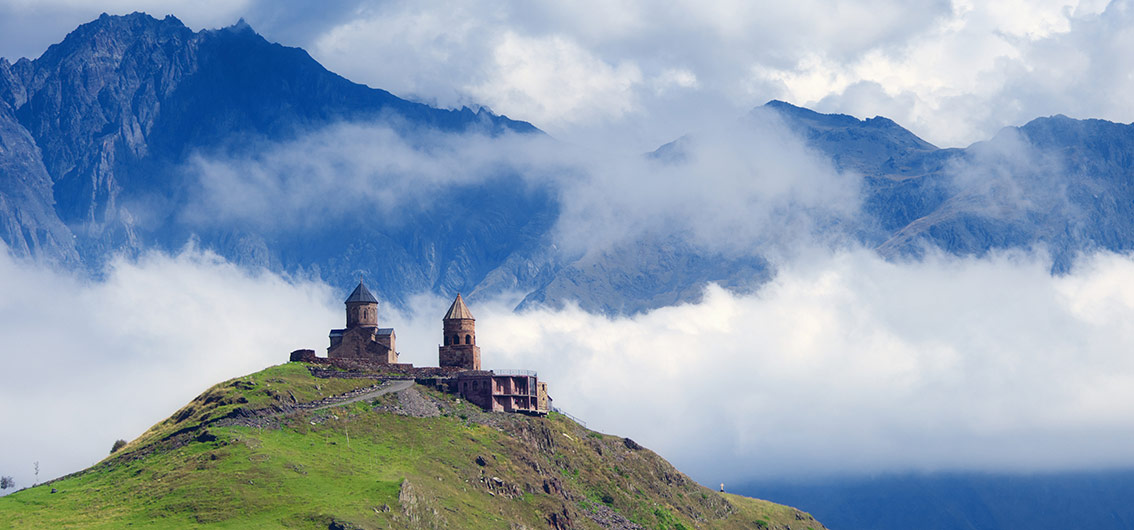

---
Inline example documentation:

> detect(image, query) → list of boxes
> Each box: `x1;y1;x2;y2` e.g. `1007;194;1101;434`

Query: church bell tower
438;293;480;370
345;280;378;328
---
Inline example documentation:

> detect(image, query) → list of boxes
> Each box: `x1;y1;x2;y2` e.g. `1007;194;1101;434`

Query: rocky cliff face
0;92;77;264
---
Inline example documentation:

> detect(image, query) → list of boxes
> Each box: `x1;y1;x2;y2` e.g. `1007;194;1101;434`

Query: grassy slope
0;363;826;529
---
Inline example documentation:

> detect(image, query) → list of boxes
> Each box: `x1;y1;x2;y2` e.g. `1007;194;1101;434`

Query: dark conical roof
345;281;378;304
443;293;474;320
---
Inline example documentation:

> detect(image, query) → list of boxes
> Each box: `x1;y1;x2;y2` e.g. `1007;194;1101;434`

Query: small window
452;335;459;346
465;334;472;345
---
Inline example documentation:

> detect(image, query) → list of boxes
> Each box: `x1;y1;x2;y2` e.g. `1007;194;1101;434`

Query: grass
118;363;381;455
0;363;827;529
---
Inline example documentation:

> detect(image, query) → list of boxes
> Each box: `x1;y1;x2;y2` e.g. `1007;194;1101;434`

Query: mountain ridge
5;13;1134;313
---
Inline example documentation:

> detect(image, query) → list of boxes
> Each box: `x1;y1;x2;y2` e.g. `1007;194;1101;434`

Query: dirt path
311;379;414;411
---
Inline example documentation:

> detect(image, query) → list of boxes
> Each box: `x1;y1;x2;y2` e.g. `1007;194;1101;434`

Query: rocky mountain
4;13;1134;314
0;12;550;305
0;362;827;529
769;101;1134;270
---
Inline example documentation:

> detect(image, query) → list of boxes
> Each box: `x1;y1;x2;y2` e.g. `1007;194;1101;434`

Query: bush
0;476;13;490
110;439;128;454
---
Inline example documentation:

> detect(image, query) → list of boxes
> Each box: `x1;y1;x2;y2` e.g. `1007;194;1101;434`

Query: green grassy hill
0;363;827;529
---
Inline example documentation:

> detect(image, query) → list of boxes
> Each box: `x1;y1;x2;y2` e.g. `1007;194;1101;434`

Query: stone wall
290;349;318;362
537;382;549;412
438;344;481;371
328;326;397;363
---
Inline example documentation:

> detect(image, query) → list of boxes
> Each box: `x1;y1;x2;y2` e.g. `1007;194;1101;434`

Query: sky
0;0;1132;151
4;0;1134;492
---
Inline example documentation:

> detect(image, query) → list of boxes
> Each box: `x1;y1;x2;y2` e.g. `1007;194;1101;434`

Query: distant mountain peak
756;100;938;171
761;99;905;132
222;17;256;35
40;11;192;64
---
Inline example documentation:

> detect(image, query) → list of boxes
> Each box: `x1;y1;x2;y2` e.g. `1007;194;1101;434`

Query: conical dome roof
345;281;378;304
443;293;474;320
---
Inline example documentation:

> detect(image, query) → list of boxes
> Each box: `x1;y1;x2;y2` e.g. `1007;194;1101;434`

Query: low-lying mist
4;243;1134;490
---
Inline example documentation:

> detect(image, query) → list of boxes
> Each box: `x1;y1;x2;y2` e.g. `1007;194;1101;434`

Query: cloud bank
6;242;1134;490
182;109;861;258
275;0;1128;150
480;247;1134;483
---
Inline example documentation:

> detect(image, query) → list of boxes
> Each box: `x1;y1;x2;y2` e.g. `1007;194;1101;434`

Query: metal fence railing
551;407;587;428
493;369;537;377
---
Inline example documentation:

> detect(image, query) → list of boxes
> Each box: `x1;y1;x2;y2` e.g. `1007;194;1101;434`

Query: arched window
452;335;459;346
465;334;472;344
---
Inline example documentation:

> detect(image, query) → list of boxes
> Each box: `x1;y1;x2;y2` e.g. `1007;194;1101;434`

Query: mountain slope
6;14;1134;313
761;101;1134;270
0;12;553;305
0;97;77;265
0;362;827;529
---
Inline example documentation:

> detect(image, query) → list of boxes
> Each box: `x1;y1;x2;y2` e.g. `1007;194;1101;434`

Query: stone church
301;280;550;415
327;281;397;363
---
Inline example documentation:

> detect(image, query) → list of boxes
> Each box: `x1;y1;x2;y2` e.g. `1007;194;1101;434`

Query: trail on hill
310;380;413;411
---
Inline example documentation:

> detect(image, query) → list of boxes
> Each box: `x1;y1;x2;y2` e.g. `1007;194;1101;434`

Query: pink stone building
437;293;480;370
327;281;398;363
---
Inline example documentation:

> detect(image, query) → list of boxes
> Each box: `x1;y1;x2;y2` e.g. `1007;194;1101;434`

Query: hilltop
0;362;826;529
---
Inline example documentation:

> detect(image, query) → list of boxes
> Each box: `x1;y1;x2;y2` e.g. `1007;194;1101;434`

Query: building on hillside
456;370;550;414
436;293;549;414
438;293;480;370
293;287;550;415
327;280;398;363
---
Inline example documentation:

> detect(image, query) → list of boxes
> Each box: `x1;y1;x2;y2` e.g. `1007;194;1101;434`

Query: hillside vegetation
0;363;826;529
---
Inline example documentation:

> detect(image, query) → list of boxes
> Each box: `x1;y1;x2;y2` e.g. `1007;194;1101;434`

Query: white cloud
813;0;1121;146
466;32;644;128
652;68;700;94
295;0;949;149
0;245;337;490
6;242;1134;489
549;108;862;255
478;247;1134;482
179;109;859;257
179;123;569;232
293;0;1134;150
